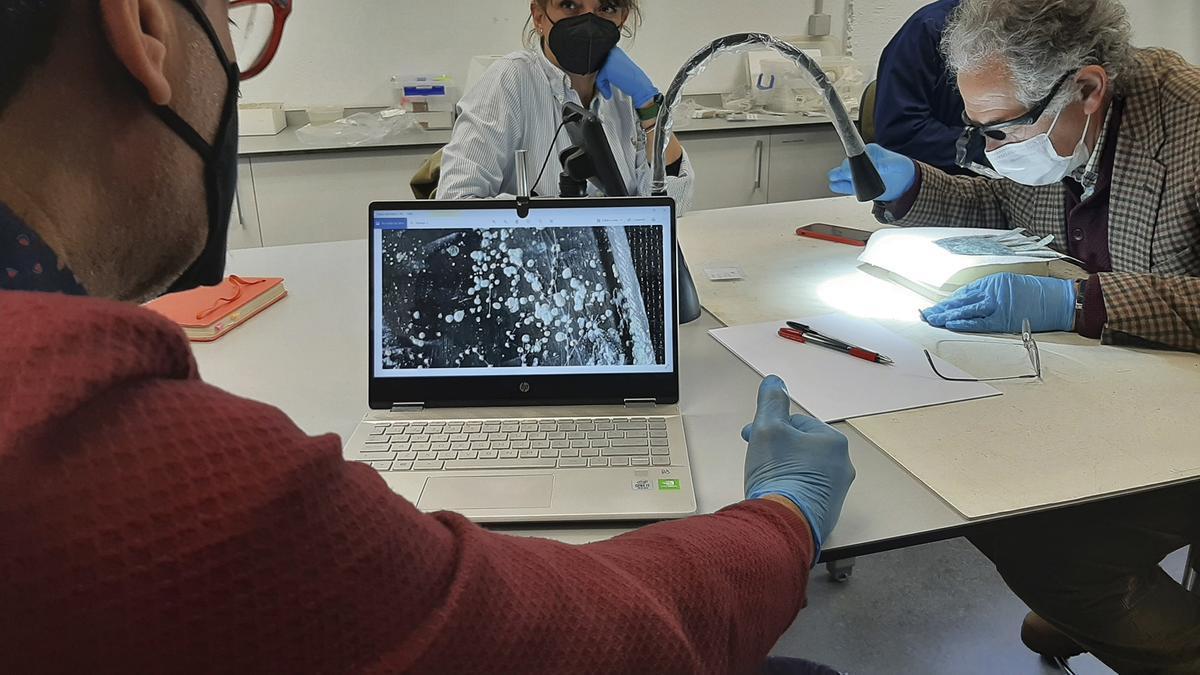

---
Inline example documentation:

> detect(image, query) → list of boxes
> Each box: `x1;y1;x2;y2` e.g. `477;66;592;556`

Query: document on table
857;227;1086;299
709;314;1000;422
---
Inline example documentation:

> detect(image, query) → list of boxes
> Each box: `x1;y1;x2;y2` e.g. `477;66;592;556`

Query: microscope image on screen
380;225;666;371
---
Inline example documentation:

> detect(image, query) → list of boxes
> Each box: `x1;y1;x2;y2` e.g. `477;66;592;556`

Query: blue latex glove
741;376;855;554
827;143;917;203
596;47;659;109
922;273;1076;333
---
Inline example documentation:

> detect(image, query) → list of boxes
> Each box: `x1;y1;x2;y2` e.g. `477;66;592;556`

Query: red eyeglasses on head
228;0;292;80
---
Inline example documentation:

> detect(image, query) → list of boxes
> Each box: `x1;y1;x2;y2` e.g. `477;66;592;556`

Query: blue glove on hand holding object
742;376;855;555
596;47;659;109
922;273;1077;334
827;143;917;203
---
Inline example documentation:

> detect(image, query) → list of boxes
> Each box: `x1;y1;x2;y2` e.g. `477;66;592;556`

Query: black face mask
547;13;621;76
149;0;240;294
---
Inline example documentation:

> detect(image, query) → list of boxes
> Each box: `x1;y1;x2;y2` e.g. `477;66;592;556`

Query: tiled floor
770;539;1190;674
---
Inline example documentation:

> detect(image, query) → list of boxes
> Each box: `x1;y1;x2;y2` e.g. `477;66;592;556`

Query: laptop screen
371;203;675;380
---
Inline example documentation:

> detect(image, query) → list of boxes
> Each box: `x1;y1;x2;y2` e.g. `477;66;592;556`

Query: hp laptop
343;197;698;523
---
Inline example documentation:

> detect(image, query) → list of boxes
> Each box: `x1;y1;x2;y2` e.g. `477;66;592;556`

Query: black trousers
970;483;1200;673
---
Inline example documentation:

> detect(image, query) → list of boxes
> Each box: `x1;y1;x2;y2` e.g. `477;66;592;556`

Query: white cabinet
231;124;845;249
679;132;770;211
250;148;433;246
766;128;844;203
227;158;263;250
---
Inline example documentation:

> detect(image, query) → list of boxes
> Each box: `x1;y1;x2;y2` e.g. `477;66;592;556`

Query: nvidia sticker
658;479;681;491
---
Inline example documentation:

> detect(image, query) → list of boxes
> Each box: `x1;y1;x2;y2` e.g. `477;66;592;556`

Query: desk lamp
653;33;887;323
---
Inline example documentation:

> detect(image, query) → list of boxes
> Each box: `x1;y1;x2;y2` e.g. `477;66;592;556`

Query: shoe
1021;612;1087;659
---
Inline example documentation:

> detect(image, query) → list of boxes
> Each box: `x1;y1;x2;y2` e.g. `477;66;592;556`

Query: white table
193;197;1199;562
679;198;1200;521
195;243;964;562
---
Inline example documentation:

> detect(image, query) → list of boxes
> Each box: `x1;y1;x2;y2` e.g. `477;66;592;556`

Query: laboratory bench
197;197;1200;563
230;110;848;249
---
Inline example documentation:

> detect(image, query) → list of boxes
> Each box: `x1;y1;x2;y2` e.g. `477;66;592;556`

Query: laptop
343;197;698;523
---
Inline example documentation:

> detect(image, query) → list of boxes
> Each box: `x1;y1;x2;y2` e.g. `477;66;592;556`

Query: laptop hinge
390;402;426;413
624;398;658;409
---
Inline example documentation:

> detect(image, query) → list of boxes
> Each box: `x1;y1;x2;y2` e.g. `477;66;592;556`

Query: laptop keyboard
350;416;672;472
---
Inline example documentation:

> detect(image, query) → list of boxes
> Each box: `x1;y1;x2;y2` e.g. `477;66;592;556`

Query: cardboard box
238;103;287;136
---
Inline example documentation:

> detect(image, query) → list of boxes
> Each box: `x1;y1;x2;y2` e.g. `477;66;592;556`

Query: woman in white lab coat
437;0;694;211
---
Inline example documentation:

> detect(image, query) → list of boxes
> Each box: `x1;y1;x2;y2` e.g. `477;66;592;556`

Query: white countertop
237;113;838;157
237;127;454;156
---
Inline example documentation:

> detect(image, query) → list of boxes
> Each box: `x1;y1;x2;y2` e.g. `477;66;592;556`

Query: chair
858;80;878;146
410;148;444;200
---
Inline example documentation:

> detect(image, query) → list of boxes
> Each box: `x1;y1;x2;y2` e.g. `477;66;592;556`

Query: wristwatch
872;200;898;224
637;93;664;124
1074;278;1087;330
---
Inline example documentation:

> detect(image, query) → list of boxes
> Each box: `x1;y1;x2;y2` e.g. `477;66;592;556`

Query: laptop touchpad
418;475;554;511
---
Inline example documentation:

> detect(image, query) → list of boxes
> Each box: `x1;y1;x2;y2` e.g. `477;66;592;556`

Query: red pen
777;327;894;365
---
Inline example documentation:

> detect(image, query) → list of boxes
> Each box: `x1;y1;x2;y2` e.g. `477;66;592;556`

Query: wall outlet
808;13;832;37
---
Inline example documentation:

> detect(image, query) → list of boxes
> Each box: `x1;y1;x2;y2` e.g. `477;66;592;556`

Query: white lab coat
437;47;695;213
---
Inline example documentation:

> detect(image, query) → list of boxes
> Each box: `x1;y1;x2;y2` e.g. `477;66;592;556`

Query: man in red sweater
0;1;856;672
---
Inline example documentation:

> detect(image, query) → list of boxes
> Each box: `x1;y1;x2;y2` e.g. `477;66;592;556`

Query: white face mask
985;106;1092;186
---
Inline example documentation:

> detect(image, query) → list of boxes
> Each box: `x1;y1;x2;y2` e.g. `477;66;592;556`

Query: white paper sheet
709;315;1001;422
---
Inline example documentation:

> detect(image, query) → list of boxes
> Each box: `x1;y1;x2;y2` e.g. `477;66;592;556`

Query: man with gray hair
832;0;1198;352
830;0;1199;670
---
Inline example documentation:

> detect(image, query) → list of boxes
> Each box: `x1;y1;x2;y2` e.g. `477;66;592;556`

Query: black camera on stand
554;102;703;324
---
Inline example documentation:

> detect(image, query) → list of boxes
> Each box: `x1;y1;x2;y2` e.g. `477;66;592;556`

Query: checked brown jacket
899;49;1200;352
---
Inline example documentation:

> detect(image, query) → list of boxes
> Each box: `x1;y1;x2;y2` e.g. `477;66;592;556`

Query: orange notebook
145;275;287;342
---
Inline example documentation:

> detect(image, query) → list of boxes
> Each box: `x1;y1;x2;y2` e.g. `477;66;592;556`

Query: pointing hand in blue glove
596;47;659;109
742;376;855;555
922;273;1076;334
828;143;917;203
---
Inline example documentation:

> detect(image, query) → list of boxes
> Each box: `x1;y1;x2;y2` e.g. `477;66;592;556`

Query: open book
858;228;1088;300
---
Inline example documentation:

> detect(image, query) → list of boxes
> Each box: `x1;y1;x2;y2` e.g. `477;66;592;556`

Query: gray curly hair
942;0;1135;110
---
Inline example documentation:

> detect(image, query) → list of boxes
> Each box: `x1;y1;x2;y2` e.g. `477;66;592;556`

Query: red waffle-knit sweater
0;290;814;674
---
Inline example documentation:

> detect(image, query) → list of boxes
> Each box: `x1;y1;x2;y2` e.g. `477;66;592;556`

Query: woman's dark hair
523;0;642;47
0;0;69;113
